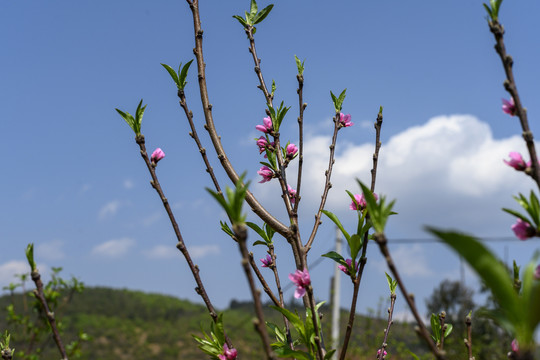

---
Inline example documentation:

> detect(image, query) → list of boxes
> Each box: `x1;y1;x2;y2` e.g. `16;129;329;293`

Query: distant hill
0;286;460;359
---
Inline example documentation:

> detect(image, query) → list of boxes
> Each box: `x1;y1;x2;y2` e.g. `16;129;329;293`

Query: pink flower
502;97;516;116
218;344;238;360
151;148;165;164
338;259;358;276
377;349;387;358
349;192;378;211
255;116;273;133
511;339;519;353
504;152;527;171
286;143;298;158
257;166;274;183
535;265;540;280
260;254;273;268
339;113;353;127
511;219;535;240
256;136;268;154
287;184;297;204
288;268;310;298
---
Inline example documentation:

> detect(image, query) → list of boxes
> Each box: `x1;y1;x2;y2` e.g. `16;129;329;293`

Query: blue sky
2;0;540;325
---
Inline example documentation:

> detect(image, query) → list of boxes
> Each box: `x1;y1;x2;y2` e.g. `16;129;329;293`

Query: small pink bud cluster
218;344;237;360
257;166;274;183
377;349;387;358
256;116;273;134
338;113;353;128
338;259;359;276
502;98;516;116
287;185;297;204
349;192;378;211
512;219;536;241
289;268;310;298
504;152;529;171
511;339;519;354
260;254;273;268
151;148;165;165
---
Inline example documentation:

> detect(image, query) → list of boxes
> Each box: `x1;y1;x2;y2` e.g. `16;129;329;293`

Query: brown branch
374;233;445;360
305;114;341;251
294;74;306;213
438;311;447;350
186;0;291;238
488;20;540;190
134;134;233;348
249;252;281;307
339;108;384;360
464;313;474;360
377;293;396;360
30;270;68;360
234;225;277;360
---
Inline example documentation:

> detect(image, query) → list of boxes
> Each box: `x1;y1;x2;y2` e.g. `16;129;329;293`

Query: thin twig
488;20;540;190
374;232;445;360
249;252;281;307
234;225;277;360
339;108;383;360
30;270;68;360
464;313;474;360
439;311;447;350
186;0;291;238
377;293;396;360
305;114;341;251
134;134;233;348
294;74;306;213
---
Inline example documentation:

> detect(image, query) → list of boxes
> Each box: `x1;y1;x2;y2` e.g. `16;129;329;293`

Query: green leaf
294;55;305;75
321;251;345;265
385;273;397;294
179;59;194;90
323;350;336;360
270;306;303;333
232;15;248;27
444;323;453;338
430;313;440;343
427;229;523;329
161;63;180;88
252;240;267;246
134;99;146;135
321;210;350;242
274;348;313;360
25;243;36;272
115;108;136;133
246;222;268;242
249;0;258;18
502;208;533;225
253;4;274;24
348;234;362;261
407;350;421;360
220;221;235;239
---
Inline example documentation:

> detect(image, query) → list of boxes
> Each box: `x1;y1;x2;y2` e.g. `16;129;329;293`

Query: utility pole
331;227;342;360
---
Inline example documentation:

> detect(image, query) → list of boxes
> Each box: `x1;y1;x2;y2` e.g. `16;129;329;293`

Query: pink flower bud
377;349;387;358
151;148;165;164
349;192;378;211
511;339;519;353
288;268;310;298
257;166;274;183
503;152;527;171
338;259;359;276
218;344;238;360
287;184;297;204
255;116;273;133
511;219;535;240
339;113;353;128
502;98;516;116
256;136;268;154
286;143;298;158
260;254;273;268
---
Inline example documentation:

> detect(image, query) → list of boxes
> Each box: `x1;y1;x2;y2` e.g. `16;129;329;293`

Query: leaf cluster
247;222;276;247
192;314;227;360
429;313;453;346
115;100;146;135
483;0;504;21
207;175;249;226
330;89;346;114
233;0;274;34
503;191;540;229
161;60;193;91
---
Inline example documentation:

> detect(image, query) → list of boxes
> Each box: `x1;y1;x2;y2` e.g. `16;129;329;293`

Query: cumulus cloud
0;261;29;288
92;238;134;258
374;244;433;277
36;240;65;261
295;114;531;236
98;200;121;219
145;244;220;259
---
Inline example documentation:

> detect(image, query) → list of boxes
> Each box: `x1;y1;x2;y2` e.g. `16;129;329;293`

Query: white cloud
0;261;29;288
374;244;433;277
142;212;162;227
98;200;121;219
145;244;220;260
92;238;134;258
294;114;531;236
36;240;65;261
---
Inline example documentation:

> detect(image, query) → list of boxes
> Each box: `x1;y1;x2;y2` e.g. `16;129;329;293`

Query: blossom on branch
257;166;274;183
289;268;310;298
260;254;273;268
503;152;527;171
377;349;387;358
349;192;378;211
286;143;298;158
218;344;238;360
338;259;358;276
255;116;273;133
151;148;165;164
511;218;535;240
338;113;353;128
287;184;297;204
502;97;516;116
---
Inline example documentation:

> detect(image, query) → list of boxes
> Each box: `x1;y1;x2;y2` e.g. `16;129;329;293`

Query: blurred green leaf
25;243;36;272
321;210;350;242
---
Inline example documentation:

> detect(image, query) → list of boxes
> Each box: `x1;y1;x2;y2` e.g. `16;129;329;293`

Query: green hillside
0;287;510;359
